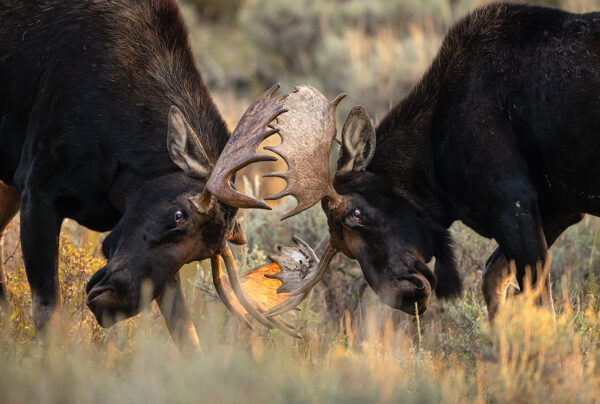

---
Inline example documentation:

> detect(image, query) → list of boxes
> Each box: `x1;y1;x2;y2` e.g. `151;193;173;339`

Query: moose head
249;86;460;316
85;85;313;336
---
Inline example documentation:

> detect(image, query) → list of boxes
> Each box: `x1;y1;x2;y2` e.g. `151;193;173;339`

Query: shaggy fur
0;0;235;340
332;3;600;314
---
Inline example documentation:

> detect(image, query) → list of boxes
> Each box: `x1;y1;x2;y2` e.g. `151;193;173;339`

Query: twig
189;281;219;301
3;240;20;266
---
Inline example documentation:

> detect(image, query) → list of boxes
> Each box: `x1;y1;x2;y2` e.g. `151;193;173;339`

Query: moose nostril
86;285;114;303
86;267;109;294
411;277;426;290
392;272;424;287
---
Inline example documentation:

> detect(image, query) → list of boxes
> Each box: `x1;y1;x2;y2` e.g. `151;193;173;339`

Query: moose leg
484;213;584;320
156;272;200;353
490;190;549;300
482;248;514;320
0;182;20;316
20;191;63;332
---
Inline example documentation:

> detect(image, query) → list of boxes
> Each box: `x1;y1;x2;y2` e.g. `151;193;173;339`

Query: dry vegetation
2;0;600;402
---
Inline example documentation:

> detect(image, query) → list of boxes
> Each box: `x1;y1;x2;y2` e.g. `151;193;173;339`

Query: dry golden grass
2;0;600;402
0;201;599;403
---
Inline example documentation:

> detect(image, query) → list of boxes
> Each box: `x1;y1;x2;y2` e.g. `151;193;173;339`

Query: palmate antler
259;86;347;310
190;83;287;213
210;237;322;337
200;85;346;336
265;86;346;218
263;237;337;317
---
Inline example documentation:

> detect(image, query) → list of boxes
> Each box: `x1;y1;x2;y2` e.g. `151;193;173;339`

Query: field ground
2;0;600;402
2;201;600;403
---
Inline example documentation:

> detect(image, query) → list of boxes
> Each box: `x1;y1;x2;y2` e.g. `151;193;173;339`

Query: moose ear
167;106;212;179
336;105;376;175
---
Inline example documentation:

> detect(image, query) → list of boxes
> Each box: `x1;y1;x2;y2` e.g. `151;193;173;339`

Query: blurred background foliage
181;0;598;120
2;0;600;402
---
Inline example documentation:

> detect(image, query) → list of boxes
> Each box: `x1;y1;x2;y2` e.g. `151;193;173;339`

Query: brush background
2;0;600;402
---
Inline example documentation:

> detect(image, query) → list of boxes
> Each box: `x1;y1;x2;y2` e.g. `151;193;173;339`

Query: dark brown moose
0;0;309;349
254;3;600;319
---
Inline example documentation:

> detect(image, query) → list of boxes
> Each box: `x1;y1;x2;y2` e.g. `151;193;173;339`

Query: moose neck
368;55;453;226
98;0;230;212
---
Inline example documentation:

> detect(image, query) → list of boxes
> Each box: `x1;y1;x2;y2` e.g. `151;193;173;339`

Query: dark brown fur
330;3;600;315
0;0;239;347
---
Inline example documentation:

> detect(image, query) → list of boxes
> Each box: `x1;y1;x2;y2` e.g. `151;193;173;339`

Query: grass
2;0;600;402
1;200;600;403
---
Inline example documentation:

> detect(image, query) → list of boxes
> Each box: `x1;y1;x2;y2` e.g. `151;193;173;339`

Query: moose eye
351;208;362;220
174;210;185;223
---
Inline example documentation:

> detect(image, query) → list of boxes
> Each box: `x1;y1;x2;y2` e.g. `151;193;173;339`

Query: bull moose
0;0;310;348
250;3;600;320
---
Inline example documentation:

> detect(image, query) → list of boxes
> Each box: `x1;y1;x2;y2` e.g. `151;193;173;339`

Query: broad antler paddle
202;85;346;336
259;86;347;315
264;86;346;218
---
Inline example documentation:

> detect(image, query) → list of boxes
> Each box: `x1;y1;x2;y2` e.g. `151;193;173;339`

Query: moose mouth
361;254;436;315
86;285;140;328
378;272;433;315
86;267;141;327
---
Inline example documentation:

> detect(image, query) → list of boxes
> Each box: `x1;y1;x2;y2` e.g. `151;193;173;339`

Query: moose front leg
156;272;200;354
482;248;517;320
19;191;63;332
483;213;584;320
483;246;553;320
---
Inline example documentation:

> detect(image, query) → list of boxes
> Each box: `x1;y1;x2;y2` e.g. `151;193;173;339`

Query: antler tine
262;294;305;318
264;86;346;219
205;83;288;210
221;248;301;338
221;248;275;330
210;255;254;330
269;316;301;339
262;237;338;317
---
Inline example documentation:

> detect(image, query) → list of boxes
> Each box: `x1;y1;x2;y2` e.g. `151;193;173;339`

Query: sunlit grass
1;198;600;402
1;269;599;403
2;0;600;402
